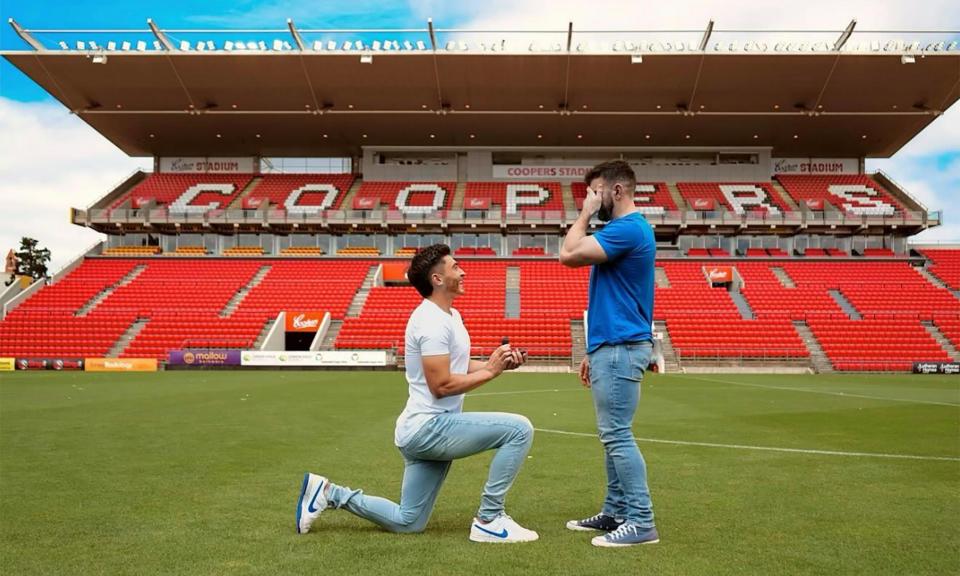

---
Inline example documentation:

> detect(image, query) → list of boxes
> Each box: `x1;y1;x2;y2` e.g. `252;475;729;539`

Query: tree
6;237;51;286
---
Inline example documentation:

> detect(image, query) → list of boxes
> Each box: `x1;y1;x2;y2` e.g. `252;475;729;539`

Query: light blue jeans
588;341;656;528
326;411;534;533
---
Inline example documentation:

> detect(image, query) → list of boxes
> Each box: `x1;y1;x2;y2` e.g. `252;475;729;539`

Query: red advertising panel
691;198;716;211
285;311;325;333
804;198;825;210
705;266;734;284
353;197;378;210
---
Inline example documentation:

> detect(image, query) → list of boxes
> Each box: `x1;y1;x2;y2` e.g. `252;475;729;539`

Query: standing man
559;160;659;547
296;244;539;543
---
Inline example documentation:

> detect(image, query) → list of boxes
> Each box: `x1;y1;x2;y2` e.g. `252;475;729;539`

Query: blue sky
0;0;957;266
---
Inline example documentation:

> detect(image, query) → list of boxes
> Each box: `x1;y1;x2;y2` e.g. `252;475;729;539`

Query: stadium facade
1;19;959;373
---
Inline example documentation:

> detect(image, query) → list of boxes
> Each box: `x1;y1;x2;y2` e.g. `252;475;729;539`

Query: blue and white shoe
566;513;625;532
296;473;329;534
469;514;539;543
591;523;659;547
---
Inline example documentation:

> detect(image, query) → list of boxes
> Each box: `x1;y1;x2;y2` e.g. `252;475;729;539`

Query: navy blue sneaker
591;523;659;547
565;513;624;532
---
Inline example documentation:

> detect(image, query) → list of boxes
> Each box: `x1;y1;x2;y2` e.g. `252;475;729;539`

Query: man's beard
597;202;612;222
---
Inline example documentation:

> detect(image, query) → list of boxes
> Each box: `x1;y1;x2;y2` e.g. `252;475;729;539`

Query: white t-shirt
394;298;471;447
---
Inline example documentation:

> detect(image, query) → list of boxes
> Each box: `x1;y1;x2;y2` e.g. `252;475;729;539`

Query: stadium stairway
792;320;834;373
921;321;960;361
729;289;755;320
569;319;586;369
654;266;671;288
505;266;521;318
560;183;577;217
252;317;277;349
656;322;682;373
829;290;863;320
226;176;264;210
771;181;800;211
451;182;467;211
666;183;687;210
76;264;147;316
107;318;149;357
916;264;957;294
319;320;343;350
346;266;381;317
340;178;365;210
220;265;272;317
771;266;796;288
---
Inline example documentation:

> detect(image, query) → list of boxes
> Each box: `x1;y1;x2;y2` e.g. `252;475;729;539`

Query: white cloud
456;0;960;30
0;98;150;272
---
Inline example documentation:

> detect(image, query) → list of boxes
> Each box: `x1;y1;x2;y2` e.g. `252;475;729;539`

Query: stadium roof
4;21;960;158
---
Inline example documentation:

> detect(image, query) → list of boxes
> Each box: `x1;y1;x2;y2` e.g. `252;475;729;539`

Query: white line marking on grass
534;428;960;462
469;388;582;397
677;375;960;408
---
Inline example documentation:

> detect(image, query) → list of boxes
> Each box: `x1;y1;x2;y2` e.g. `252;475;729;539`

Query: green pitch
1;370;958;575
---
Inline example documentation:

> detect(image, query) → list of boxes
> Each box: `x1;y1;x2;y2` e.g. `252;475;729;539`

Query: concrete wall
361;147;775;182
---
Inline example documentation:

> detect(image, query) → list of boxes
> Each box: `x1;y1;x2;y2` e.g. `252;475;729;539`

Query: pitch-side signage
241;351;388;367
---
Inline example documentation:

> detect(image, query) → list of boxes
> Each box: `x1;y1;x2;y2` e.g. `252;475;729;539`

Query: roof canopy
5;34;959;158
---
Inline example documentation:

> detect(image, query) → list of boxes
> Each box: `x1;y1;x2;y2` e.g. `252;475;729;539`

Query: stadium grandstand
2;18;959;373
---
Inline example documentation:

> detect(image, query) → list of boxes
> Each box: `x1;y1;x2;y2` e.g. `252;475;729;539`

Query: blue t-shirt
587;212;656;353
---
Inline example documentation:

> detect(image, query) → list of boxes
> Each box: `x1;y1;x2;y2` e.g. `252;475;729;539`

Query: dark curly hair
407;244;451;298
584;160;637;190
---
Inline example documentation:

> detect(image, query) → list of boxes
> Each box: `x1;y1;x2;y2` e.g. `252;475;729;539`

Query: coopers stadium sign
493;165;594;179
160;157;257;174
772;158;859;175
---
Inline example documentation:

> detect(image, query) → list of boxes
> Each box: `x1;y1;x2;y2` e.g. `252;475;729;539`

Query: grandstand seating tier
2;254;958;370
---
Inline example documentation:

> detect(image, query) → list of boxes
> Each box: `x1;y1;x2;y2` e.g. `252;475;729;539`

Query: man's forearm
468;359;487;373
561;211;591;259
434;368;496;398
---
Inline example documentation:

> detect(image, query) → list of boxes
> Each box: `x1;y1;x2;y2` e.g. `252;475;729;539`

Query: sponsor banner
168;349;242;367
353;197;378;209
706;266;734;284
493;165;594;180
159;157;256;174
804;198;826;210
0;357;14;371
466;197;491;209
381;262;409;284
15;358;85;371
242;197;265;209
691;198;716;211
285;311;325;333
913;362;960;375
241;350;388;367
85;358;158;372
772;158;859;175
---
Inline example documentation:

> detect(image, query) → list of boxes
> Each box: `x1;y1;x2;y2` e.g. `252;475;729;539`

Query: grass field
1;370;958;575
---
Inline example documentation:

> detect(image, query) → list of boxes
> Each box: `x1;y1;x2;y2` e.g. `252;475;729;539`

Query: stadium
1;11;958;575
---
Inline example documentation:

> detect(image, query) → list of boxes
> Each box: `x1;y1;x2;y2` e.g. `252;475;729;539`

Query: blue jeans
326;411;534;533
588;342;655;528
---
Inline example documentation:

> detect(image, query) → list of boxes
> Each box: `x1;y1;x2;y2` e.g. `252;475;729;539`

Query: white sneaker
296;472;329;534
469;514;539;543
